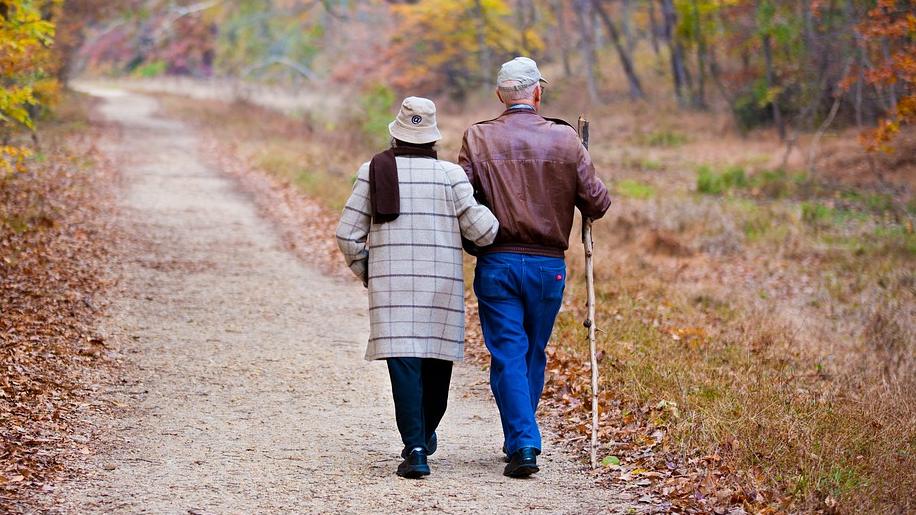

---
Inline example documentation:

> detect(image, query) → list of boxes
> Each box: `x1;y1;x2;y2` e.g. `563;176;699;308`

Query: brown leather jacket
458;108;611;257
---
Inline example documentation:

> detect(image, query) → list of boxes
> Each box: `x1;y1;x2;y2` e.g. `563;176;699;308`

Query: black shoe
397;448;430;479
504;447;539;478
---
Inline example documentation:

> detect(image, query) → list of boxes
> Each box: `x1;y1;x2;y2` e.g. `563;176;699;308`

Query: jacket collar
502;107;540;116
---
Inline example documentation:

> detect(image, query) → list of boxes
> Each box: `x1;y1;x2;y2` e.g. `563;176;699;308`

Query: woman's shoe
397;448;431;479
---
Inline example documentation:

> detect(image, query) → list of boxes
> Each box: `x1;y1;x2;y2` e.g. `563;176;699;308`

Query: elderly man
458;57;611;477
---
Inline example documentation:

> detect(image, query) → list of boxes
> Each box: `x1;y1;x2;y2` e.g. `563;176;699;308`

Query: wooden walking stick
578;115;599;470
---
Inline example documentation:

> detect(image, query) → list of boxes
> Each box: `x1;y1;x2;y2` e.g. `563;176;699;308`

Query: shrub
357;84;396;149
801;201;831;225
696;165;747;195
616;179;655;199
133;60;167;78
841;191;895;214
745;169;815;198
732;82;774;132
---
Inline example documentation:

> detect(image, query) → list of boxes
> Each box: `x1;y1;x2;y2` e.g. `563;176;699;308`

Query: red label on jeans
556;274;563;281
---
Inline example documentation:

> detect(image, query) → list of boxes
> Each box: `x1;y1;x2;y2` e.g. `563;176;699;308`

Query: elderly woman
336;97;498;479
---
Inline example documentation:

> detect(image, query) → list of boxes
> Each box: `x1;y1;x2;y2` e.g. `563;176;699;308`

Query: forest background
1;0;914;513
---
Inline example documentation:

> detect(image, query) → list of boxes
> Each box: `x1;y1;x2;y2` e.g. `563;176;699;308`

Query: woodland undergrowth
160;91;914;514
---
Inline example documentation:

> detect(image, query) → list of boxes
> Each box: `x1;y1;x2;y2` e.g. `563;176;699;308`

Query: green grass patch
840;190;896;214
697;165;748;195
697;166;818;199
622;156;665;172
748;168;811;198
636;158;664;171
801;201;870;227
801;201;833;225
870;225;916;256
727;199;778;242
616;179;655;199
742;213;773;242
133;60;167;78
640;129;688;148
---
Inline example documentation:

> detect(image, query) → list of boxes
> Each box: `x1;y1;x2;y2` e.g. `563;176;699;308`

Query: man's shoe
397;448;430;479
503;447;539;478
501;444;510;463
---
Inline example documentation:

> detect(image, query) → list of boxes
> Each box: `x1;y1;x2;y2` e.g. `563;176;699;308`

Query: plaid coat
336;155;499;361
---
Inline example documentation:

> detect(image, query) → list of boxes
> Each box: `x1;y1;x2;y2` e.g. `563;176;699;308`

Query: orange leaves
860;97;914;153
847;0;915;153
669;325;709;348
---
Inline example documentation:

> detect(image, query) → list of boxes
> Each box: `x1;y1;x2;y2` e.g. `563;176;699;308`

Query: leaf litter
0;99;119;510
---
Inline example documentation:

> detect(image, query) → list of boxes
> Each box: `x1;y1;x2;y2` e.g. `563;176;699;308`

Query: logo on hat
411;115;422;125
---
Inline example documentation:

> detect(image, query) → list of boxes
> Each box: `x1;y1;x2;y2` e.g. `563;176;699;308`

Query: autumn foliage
385;0;543;98
0;0;59;175
849;0;915;152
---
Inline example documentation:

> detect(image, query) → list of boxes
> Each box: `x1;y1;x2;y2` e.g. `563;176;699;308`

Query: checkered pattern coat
336;156;499;361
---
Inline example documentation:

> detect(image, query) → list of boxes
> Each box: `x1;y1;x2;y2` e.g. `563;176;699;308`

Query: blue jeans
473;252;566;455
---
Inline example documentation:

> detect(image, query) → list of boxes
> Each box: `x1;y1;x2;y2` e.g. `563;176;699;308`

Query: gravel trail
51;88;635;513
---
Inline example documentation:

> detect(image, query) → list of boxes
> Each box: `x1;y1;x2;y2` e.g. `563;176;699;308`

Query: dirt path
47;88;639;513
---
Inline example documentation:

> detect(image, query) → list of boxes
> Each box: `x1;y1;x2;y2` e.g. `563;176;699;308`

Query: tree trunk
592;0;645;99
689;0;707;108
881;37;898;112
647;0;661;58
473;0;493;90
622;0;636;53
574;0;600;103
843;0;875;126
516;0;536;54
708;44;734;107
660;0;688;106
550;0;573;77
762;33;786;140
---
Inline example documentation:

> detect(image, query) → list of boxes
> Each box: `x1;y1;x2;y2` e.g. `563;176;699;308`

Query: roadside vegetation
157;84;914;512
0;92;116;507
3;0;912;512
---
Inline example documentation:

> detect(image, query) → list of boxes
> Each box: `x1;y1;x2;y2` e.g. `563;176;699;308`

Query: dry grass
157;87;914;513
565;101;915;510
554;262;914;511
158;96;358;210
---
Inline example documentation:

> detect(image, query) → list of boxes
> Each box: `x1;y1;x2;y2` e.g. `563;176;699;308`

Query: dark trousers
386;357;453;455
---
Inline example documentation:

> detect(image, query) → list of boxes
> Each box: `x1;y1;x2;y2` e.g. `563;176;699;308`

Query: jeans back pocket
539;266;566;301
474;264;514;300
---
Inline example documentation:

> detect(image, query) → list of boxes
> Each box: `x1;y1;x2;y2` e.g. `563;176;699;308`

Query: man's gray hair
498;81;539;103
